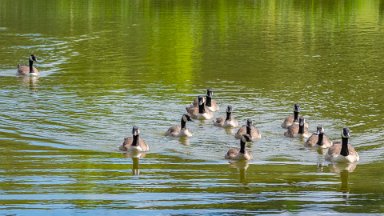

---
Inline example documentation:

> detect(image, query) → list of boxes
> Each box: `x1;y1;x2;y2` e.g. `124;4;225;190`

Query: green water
0;0;383;215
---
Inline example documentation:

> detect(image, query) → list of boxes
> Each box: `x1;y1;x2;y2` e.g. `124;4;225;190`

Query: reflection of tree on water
229;160;249;186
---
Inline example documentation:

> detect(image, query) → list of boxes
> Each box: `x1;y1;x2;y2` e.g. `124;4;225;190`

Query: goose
187;95;213;120
284;117;310;138
17;54;39;75
186;95;200;115
325;128;359;163
205;89;219;112
225;134;253;161
165;114;193;137
214;105;238;128
281;104;308;128
235;119;261;140
119;126;149;152
305;125;332;148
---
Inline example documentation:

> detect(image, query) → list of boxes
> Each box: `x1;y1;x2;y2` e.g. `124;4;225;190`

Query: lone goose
305;125;333;148
17;54;39;76
225;134;253;161
187;95;213;120
214;105;238;128
165;114;193;137
281;104;308;128
119;126;149;152
235;119;261;140
284;117;310;138
325;128;359;163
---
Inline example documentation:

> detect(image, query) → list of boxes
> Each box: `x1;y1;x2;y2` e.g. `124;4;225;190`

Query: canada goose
187;95;213;120
305;125;332;148
165;114;193;137
119;126;149;152
214;105;238;128
325;128;359;163
225;134;253;161
235;119;261;140
205;89;219;112
281;104;309;128
186;95;200;115
17;54;39;75
284;117;310;138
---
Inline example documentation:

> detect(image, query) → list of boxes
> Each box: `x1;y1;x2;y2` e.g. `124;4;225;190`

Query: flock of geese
17;55;359;163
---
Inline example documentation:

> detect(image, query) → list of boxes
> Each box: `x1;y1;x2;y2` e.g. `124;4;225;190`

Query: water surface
0;0;383;215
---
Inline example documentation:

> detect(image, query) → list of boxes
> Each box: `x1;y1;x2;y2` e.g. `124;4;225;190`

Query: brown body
119;137;149;151
225;135;253;161
17;65;39;75
281;115;309;129
235;125;261;140
17;55;39;76
305;133;332;148
325;141;359;163
325;128;359;163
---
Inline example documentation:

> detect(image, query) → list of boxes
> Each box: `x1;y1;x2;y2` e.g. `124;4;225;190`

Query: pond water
0;0;383;215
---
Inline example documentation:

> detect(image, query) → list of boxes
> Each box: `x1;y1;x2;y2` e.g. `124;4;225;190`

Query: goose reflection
178;136;190;145
131;157;140;176
19;75;39;91
329;163;357;195
123;151;145;176
229;160;249;185
224;127;235;135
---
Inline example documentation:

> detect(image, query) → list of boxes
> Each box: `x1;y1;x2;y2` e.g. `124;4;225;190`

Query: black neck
293;111;299;122
198;102;205;114
240;140;246;154
132;135;139;146
181;118;186;129
206;96;212;107
29;60;33;73
225;112;231;121
298;124;304;134
246;126;251;135
340;137;349;156
317;133;324;146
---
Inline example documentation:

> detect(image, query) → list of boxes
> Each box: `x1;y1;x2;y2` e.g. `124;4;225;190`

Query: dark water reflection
0;0;383;214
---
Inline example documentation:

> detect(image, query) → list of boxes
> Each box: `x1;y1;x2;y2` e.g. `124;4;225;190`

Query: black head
241;134;252;142
198;95;204;105
226;105;233;113
294;104;301;112
341;127;350;138
132;126;140;136
206;89;213;97
30;54;37;62
316;125;324;134
299;117;305;126
246;119;253;127
182;114;193;122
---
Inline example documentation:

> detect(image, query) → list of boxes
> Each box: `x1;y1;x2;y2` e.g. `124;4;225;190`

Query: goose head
241;134;252;143
132;126;140;136
29;54;37;63
342;127;350;139
182;114;193;122
206;89;213;97
316;125;324;135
